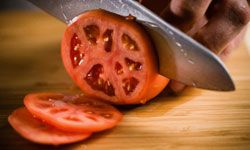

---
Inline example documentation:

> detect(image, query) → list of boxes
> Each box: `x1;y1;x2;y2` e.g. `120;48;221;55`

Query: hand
140;0;250;93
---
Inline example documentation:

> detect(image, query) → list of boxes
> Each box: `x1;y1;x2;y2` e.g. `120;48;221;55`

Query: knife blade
27;0;235;91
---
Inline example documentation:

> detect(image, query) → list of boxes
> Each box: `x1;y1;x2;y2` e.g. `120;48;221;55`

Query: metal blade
27;0;235;91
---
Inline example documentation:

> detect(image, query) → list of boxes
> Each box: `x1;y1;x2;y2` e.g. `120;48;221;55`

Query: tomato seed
85;64;115;96
122;34;138;51
107;81;111;86
40;95;63;101
103;37;109;42
80;102;92;107
104;80;115;96
50;108;68;114
125;58;142;71
70;34;84;68
86;116;97;121
83;25;100;45
52;100;67;107
103;29;113;52
78;59;84;65
85;111;94;114
86;64;103;78
37;102;51;109
127;85;131;91
129;45;135;50
74;44;80;51
129;64;135;71
115;62;124;75
100;113;113;119
122;77;139;95
97;78;103;85
65;116;81;122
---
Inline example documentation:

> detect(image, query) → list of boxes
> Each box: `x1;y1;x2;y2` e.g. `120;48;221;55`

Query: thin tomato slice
24;92;123;132
8;107;91;145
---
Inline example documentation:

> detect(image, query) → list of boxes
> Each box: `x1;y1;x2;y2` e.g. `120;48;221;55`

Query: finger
168;80;186;94
138;0;170;15
194;0;250;54
219;27;247;60
168;27;247;93
187;16;208;36
161;0;212;32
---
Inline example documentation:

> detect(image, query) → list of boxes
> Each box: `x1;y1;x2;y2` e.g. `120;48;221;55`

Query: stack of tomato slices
8;9;169;145
8;93;123;145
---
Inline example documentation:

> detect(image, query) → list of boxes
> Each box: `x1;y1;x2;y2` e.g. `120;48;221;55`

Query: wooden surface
0;11;250;150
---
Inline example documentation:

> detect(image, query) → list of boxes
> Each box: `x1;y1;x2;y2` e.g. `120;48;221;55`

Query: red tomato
8;107;91;145
61;9;169;104
24;92;123;132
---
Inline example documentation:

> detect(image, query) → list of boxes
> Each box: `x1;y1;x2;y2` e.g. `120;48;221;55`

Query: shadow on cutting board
118;87;202;117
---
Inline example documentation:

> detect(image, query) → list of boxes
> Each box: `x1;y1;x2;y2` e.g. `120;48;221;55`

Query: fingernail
170;81;186;94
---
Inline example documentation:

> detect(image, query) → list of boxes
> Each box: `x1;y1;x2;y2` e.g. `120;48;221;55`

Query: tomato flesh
85;64;115;96
70;34;84;68
24;92;123;132
8;107;91;145
61;9;169;104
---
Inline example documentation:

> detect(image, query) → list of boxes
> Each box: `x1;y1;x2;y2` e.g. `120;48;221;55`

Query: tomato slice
23;92;123;132
8;107;91;145
61;9;169;104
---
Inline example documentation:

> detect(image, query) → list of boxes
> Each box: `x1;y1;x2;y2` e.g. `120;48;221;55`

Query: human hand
140;0;250;93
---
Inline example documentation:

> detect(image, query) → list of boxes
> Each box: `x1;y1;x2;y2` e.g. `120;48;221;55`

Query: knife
27;0;235;91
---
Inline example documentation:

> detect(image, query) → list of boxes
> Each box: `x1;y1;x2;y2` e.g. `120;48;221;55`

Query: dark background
0;0;37;10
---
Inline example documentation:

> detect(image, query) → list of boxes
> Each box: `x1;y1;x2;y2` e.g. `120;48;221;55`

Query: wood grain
0;11;250;150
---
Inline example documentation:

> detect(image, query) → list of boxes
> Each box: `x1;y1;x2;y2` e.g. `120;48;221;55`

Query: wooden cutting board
0;11;250;150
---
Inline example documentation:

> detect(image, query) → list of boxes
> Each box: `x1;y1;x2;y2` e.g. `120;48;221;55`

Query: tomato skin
61;9;169;105
135;74;169;104
24;92;123;133
8;107;91;145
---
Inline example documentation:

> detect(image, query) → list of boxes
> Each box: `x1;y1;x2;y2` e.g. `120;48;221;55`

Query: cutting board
0;11;250;150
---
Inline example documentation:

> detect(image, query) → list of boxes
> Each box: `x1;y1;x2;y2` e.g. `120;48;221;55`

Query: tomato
24;92;123;132
61;9;169;104
8;107;91;145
